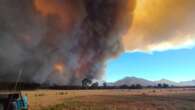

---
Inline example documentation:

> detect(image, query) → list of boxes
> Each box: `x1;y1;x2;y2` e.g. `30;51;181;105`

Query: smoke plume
0;0;135;85
123;0;195;52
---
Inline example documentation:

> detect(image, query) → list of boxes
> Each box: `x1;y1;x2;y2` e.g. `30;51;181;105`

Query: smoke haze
123;0;195;52
2;0;194;85
0;0;135;85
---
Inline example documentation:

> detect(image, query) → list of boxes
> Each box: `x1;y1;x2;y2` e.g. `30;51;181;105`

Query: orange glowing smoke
122;0;195;52
53;63;65;74
34;0;83;31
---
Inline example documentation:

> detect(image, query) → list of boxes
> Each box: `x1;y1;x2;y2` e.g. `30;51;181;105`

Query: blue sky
105;47;195;82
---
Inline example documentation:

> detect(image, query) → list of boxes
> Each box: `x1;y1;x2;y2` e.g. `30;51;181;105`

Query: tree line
0;78;191;90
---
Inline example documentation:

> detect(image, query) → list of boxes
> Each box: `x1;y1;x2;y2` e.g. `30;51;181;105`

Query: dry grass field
22;88;195;110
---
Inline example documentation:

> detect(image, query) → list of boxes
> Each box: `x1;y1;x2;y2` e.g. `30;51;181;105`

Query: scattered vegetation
157;83;169;88
41;93;195;110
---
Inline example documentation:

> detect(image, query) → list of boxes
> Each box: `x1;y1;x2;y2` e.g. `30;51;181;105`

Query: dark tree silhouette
119;84;129;89
82;78;92;88
135;84;143;89
130;84;136;89
157;83;162;88
103;82;107;88
91;82;99;88
162;83;169;88
157;83;169;88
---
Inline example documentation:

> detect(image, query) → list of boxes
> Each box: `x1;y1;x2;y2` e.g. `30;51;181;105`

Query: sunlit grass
41;94;195;110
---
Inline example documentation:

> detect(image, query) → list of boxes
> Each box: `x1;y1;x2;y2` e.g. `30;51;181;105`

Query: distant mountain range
108;77;195;87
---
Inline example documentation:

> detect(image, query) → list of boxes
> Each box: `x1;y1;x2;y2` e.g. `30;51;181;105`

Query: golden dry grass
22;88;195;110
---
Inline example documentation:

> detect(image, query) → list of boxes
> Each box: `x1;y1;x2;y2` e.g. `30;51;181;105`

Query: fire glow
53;63;65;74
0;0;135;85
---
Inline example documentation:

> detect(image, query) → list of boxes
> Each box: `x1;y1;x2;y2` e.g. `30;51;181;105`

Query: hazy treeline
0;81;194;91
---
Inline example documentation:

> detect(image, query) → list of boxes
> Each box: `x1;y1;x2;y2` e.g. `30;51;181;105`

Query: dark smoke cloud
0;0;135;85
